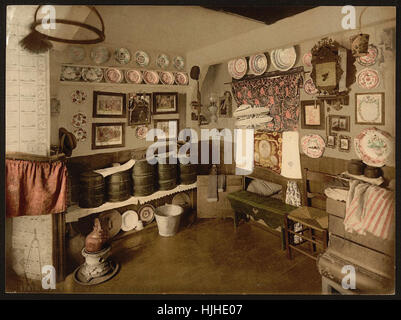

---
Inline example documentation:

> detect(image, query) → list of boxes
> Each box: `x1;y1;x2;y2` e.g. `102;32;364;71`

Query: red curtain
6;159;68;218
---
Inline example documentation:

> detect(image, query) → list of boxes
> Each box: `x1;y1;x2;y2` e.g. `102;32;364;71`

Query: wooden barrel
79;171;105;208
179;163;197;185
106;170;131;202
132;159;156;196
158;163;177;190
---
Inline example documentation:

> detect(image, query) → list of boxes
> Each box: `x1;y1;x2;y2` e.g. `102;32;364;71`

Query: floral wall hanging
231;72;302;132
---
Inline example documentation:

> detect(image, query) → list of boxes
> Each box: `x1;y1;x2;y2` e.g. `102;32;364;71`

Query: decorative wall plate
134;51;150;67
248;53;268;75
60;66;82;81
228;58;247;79
73;127;87;142
301;134;325;158
104;68;123;83
157;54;170;69
68;46;86;62
121;210;139;232
125;69;143;84
72;112;87;128
114;48;131;64
160;71;175;85
138;204;155;224
81;67;103;82
357;44;379;66
143;70;160;84
71;90;87;104
173;56;185;70
270;46;297;71
356;68;380;89
90;46;111;65
354;127;392;167
174;72;189;85
135;125;149;139
302;52;312;67
303;78;319;95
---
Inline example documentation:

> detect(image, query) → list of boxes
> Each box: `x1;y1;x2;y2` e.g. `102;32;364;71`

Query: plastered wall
50;43;190;157
187;6;396;166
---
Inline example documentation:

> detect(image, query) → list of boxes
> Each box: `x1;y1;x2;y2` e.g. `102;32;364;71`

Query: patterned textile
285;180;302;244
6;159;68;217
231;73;302;131
344;180;395;240
254;131;282;174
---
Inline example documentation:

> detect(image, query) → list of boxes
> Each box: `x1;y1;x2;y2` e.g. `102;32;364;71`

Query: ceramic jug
85;218;108;253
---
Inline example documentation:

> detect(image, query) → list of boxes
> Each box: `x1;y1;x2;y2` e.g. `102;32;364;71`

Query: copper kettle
85;218;108;253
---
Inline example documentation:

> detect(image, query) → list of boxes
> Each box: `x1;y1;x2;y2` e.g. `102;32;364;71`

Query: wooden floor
6;218;322;294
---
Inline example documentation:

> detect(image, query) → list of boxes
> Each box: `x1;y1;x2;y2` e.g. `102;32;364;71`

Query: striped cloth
344;180;395;240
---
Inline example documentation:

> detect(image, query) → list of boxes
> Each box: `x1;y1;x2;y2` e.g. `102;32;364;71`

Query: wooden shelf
59;80;188;87
65;182;197;223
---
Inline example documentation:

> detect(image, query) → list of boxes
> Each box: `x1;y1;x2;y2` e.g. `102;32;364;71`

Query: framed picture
92;123;125;149
154;119;179;140
93;91;127;118
153;92;178;114
355;92;385;125
128;93;152;125
326;135;336;148
338;135;351;152
219;91;233;117
329;115;350;134
301;100;325;130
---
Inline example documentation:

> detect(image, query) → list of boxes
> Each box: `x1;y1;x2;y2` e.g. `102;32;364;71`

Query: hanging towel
344;180;395;240
281;131;302;179
217;175;226;192
207;175;218;202
285;180;302;244
6;159;68;217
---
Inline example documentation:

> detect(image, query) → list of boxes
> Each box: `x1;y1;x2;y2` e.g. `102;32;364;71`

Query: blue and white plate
114;48;131;64
81;67;104;82
135;51;150;67
173;56;185;70
249;53;268;75
90;46;110;65
157;54;170;69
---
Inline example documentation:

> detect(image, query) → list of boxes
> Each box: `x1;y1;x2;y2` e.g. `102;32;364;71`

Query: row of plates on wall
228;46;297;79
60;65;189;85
68;45;185;70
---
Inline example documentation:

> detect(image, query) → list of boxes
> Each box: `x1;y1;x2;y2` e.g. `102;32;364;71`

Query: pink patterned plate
357;44;379;67
357;68;380;89
302;52;312;67
160;71;175;85
232;58;247;79
125;69;143;84
135;125;149;139
143;71;160;85
71;90;87;104
301;134;325;158
73;127;87;142
105;68;123;83
303;78;319;95
72;112;87;128
174;72;188;85
354;127;393;167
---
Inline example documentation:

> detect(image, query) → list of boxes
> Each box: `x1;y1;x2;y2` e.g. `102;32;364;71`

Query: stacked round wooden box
79;159;197;208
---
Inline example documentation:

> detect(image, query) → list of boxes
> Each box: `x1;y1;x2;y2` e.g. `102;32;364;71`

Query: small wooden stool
284;206;328;260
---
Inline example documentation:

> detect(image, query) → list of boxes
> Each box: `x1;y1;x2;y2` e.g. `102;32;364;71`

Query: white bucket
155;204;184;237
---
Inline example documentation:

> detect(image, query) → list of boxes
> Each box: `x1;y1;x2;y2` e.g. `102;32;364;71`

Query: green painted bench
227;190;297;249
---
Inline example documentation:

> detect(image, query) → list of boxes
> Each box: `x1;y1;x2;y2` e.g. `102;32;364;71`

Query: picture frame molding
301;99;325;130
91;122;126;150
355;92;385;125
128;92;152;126
152;92;178;115
154;119;179;140
93;91;127;118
